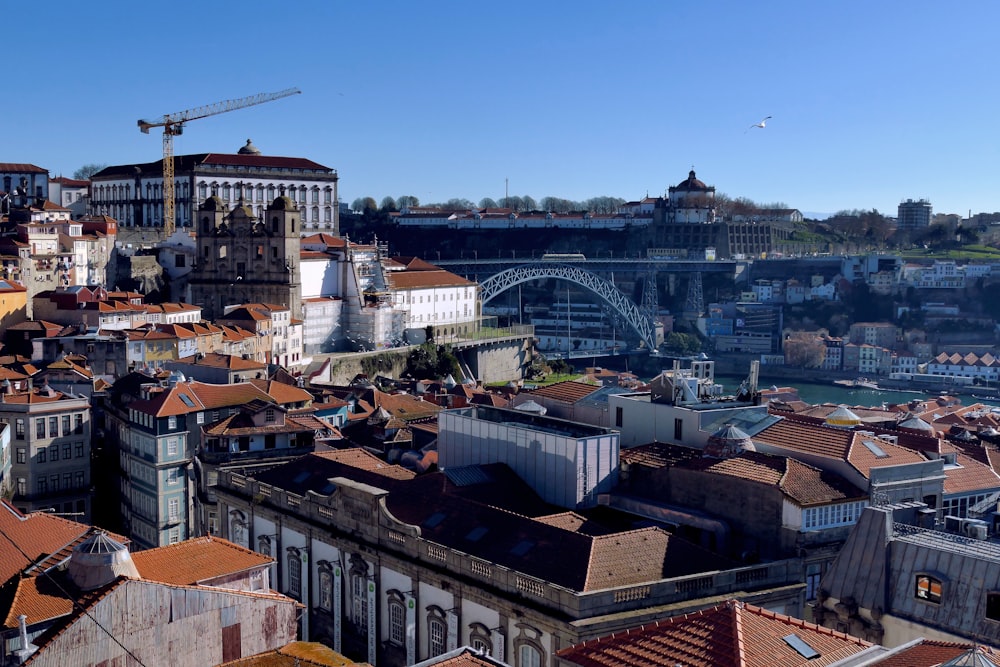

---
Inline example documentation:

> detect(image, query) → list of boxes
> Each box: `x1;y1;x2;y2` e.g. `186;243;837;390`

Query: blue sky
9;1;1000;217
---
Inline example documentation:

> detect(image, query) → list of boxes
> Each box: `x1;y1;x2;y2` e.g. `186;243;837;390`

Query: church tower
188;194;302;322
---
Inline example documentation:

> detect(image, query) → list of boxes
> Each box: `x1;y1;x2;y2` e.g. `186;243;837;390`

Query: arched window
426;605;447;658
324;207;332;223
198;183;208;199
286;547;303;599
222;184;232;201
514;625;545;667
219;245;227;259
228;510;247;547
387;590;406;646
267;185;276;201
349;554;370;634
311;187;320;204
518;644;542;667
317;561;334;611
468;623;492;655
257;535;272;557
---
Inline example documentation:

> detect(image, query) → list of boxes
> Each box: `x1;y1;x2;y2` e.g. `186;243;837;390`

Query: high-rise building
897;198;932;229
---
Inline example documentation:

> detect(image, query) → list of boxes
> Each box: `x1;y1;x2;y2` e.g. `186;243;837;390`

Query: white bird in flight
746;115;772;133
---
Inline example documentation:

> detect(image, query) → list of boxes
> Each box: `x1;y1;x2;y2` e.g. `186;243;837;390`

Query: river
714;375;1000;410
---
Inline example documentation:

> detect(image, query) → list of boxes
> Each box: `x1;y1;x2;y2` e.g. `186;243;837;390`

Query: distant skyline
8;1;1000;217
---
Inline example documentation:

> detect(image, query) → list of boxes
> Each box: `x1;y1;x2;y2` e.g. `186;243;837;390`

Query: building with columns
88;140;339;235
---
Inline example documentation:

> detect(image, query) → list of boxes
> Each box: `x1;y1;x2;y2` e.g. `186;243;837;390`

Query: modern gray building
897;198;932;229
438;405;619;509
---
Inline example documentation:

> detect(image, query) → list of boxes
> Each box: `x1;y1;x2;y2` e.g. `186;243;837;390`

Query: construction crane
137;87;301;238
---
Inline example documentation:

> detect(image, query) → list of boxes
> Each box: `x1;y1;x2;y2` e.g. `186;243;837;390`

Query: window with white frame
428;612;446;657
802;501;867;530
287;549;302;599
167;498;179;521
318;565;333;611
387;591;405;645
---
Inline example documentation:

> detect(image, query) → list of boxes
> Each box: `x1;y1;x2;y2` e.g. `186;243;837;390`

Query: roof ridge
732;599;747;667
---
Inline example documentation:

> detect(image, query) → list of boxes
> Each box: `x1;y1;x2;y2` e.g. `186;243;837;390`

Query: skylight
178;393;195;407
783;634;819;659
465;526;489;542
292;471;311;484
861;439;889;458
510;540;535;556
424;512;446;529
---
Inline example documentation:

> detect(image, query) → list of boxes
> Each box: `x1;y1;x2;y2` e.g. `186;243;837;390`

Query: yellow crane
137;87;301;237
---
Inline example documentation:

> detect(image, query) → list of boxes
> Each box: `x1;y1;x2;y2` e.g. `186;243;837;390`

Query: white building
89;140;339;233
385;256;478;342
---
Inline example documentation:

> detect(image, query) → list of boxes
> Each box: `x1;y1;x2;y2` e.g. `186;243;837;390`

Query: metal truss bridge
479;263;661;352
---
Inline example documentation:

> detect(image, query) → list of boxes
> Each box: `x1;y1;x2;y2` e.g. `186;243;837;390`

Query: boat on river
833;377;880;390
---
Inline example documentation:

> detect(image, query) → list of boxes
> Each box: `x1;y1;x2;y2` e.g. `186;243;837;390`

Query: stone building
187;195;303;322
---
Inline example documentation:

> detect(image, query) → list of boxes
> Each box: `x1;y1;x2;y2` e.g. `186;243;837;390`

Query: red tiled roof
385;269;475;289
249;378;313;405
871;639;994;666
556;599;871;667
0;501;96;585
2;576;75;629
131;535;272;585
312;449;416;480
217;641;360;666
176;352;267;370
521;380;600;403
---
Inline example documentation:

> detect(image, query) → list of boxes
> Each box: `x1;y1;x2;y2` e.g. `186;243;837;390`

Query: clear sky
9;1;1000;217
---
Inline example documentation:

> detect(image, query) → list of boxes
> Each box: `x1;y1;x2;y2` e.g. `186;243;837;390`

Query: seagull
746;115;772;133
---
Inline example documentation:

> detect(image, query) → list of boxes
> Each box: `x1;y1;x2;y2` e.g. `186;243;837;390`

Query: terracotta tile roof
131;535;272;585
870;639;995;666
385;269;475;289
189;380;274;410
942;452;1000;495
0;500;96;585
520;380;600;403
176;352;267;371
556;599;871;667
218;641;361;666
752;418;926;478
312;449;416;480
533;512;616;536
249;378;313;405
1;575;75;629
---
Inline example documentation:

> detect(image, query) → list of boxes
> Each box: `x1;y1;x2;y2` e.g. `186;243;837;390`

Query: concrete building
89;140;339;234
2;384;92;520
897;198;932;230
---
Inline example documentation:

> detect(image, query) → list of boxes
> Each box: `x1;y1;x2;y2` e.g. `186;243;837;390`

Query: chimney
15;614;38;663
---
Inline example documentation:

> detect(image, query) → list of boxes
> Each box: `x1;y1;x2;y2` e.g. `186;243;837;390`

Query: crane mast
137;87;301;238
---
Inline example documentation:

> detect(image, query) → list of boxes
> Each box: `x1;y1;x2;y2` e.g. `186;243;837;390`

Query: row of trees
350;195;627;215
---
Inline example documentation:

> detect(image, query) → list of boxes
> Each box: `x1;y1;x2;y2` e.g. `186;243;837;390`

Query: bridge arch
479;263;656;352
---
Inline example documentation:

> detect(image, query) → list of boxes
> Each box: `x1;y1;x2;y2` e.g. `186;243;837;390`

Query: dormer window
915;574;942;603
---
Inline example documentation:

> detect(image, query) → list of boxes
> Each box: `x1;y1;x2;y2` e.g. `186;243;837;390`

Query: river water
714;375;1000;410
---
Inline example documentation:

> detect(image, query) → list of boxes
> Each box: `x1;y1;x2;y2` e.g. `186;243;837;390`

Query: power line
0;524;148;667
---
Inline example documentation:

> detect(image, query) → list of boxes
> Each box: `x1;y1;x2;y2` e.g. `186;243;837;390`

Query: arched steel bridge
479;263;658;352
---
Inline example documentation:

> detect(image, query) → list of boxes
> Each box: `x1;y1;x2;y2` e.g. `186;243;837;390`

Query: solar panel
444;465;493;487
783;634;819;659
424;512;446;529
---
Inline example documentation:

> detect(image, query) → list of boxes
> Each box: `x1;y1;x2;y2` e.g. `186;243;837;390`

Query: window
519;645;542;667
16;478;25;496
49;416;59;437
49;445;59;462
75;471;84;488
37;447;46;463
168;528;180;544
287;549;302;599
36;419;45;439
50;475;59;492
62;415;70;435
74;414;83;434
674;418;683;441
168;498;179;521
428;616;446;657
987;592;1000;621
615;406;623;427
806;563;823;601
167;468;179;485
15;418;24;440
915;575;942;603
265;408;275;423
258;535;272;557
167;438;178;455
469;623;492;655
168;416;177;430
351;570;369;630
75;442;84;458
62;443;71;460
15;448;25;464
37;478;47;495
387;593;405;645
318;567;333;610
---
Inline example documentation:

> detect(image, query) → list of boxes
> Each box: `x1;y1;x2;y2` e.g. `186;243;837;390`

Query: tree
396;195;420;209
478;197;498;209
521;195;538;211
351;197;378;213
782;332;827;368
73;163;107;180
379;196;398;212
661;332;702;356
